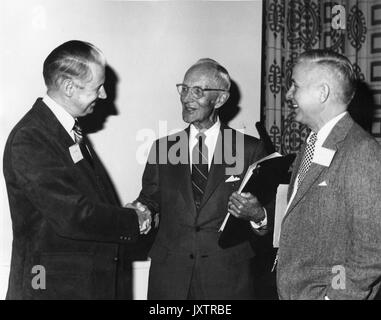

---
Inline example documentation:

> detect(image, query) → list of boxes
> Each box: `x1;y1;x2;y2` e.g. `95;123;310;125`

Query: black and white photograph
0;0;380;304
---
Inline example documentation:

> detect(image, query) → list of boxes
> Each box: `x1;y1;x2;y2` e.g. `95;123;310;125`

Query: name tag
69;144;83;164
312;146;335;167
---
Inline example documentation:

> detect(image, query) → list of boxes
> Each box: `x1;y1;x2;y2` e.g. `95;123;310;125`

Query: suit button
195;226;201;232
189;254;194;259
113;257;119;262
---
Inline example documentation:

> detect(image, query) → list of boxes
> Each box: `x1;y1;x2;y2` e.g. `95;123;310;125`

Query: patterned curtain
262;0;381;155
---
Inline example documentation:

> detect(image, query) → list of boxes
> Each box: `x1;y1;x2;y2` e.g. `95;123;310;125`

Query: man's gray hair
43;40;106;89
192;58;231;91
297;49;357;105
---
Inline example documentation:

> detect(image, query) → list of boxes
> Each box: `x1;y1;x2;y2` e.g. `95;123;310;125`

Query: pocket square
225;175;240;183
318;181;327;186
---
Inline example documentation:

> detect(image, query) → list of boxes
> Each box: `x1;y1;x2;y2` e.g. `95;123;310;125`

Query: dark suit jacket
277;114;381;299
3;98;140;300
137;123;269;299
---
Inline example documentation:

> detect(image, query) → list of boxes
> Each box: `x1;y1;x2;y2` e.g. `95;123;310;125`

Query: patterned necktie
191;132;209;210
297;132;317;189
73;119;93;167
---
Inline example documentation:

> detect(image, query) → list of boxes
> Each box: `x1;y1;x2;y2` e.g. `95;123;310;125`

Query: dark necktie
73;119;94;167
191;132;209;210
296;132;317;189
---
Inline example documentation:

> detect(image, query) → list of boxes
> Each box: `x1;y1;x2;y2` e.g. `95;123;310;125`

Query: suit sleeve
327;139;381;299
247;138;276;236
136;140;161;214
9;128;140;244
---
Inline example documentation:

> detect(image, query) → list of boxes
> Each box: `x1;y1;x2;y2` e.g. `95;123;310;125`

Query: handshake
125;201;158;234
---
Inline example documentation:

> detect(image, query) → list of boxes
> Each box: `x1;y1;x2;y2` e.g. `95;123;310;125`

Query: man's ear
61;78;75;97
215;92;230;109
320;83;330;103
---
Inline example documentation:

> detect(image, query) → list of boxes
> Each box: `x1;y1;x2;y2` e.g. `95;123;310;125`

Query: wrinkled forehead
183;64;220;87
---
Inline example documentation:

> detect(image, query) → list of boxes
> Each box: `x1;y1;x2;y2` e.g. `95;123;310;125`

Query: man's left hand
228;192;265;223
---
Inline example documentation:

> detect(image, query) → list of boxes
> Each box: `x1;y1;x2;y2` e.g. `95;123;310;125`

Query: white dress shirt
189;118;221;171
189;118;266;229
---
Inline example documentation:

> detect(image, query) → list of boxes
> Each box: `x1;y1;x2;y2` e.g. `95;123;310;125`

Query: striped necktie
296;132;317;189
191;132;209;210
73;119;93;167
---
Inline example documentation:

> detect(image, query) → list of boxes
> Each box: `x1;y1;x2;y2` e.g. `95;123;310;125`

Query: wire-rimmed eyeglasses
176;84;228;99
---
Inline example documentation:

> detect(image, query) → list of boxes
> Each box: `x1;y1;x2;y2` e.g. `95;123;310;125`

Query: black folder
218;153;296;249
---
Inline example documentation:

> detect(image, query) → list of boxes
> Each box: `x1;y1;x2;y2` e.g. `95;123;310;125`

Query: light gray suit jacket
277;113;381;300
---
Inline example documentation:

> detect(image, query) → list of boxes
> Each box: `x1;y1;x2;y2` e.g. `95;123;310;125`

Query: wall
0;0;263;299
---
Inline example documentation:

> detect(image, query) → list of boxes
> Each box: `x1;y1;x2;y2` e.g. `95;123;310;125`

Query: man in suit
277;49;381;299
137;58;272;300
3;40;150;299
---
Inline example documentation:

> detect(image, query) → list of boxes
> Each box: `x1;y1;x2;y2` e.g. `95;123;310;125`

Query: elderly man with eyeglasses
136;58;273;300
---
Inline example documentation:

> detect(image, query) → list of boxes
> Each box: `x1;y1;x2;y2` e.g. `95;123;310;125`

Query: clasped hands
125;201;153;234
227;191;265;225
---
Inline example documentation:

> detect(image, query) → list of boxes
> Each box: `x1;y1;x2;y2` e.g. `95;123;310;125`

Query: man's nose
98;86;107;99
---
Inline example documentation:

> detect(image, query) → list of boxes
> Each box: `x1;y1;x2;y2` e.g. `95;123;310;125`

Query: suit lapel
34;99;100;187
169;127;198;217
285;113;354;218
287;149;303;201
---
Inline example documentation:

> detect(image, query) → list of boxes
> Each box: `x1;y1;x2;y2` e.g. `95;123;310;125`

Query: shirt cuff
250;208;267;229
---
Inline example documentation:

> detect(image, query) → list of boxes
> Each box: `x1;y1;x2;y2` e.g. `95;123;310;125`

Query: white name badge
312;146;336;167
69;144;83;164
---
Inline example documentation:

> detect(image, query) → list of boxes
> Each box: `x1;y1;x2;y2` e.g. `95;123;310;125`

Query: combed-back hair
191;58;231;91
43;40;106;89
297;49;357;105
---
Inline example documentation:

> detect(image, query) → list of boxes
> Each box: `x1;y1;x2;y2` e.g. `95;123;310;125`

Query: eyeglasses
176;84;228;99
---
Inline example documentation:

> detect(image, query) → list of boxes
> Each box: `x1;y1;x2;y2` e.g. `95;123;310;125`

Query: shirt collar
189;118;221;169
189;117;221;142
43;94;76;139
308;111;347;147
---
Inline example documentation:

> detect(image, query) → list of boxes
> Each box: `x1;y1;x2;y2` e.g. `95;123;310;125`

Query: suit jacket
277;114;381;300
3;98;140;300
137;123;269;299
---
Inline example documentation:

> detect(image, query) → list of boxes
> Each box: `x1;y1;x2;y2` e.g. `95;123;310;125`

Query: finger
228;208;239;218
139;219;150;232
240;192;253;198
125;203;137;209
230;197;246;210
143;217;153;234
230;191;244;201
136;202;147;212
228;203;241;216
231;192;251;204
143;225;152;235
230;192;241;200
